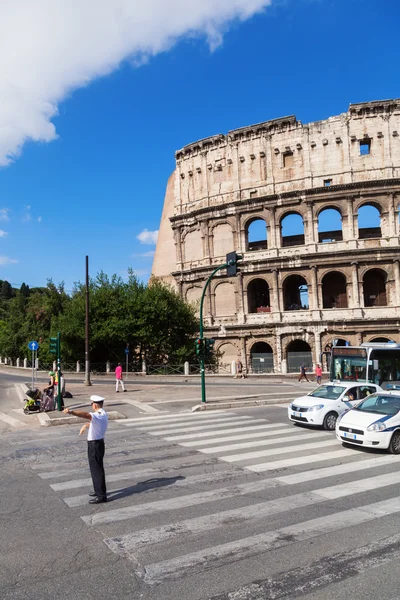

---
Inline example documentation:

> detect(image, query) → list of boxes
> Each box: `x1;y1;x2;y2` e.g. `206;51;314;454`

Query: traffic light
226;251;243;276
195;338;204;356
49;336;59;355
204;338;215;357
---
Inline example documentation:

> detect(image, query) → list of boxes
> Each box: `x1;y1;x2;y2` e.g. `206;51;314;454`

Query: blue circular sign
28;340;39;351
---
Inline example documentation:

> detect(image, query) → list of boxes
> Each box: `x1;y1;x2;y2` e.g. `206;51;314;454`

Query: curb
37;410;126;427
192;397;291;411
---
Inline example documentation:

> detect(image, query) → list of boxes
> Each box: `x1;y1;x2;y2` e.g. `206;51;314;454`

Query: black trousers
87;439;107;499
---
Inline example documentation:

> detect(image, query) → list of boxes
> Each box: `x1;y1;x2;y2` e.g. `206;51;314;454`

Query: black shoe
88;497;107;504
116;390;119;393
89;491;96;497
123;389;127;392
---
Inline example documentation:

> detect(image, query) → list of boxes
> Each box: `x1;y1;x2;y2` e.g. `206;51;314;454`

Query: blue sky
0;0;399;291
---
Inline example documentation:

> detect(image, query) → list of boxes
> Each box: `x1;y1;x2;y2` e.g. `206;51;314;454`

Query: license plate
291;412;301;418
344;432;357;440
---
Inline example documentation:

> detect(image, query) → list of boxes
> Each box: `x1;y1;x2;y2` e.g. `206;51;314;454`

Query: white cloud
0;209;9;221
0;0;271;166
0;255;17;266
132;250;155;258
37;216;42;223
0;230;8;237
137;229;159;245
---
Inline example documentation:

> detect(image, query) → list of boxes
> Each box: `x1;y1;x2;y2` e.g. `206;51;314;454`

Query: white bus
329;343;400;388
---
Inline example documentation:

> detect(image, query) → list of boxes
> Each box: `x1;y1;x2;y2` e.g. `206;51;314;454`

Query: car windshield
354;394;400;416
308;385;346;400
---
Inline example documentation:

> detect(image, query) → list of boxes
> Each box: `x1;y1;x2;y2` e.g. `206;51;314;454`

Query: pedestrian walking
115;362;126;392
298;363;310;382
315;363;322;385
63;395;108;504
234;358;245;379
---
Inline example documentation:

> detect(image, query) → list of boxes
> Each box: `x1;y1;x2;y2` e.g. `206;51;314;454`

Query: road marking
121;411;236;425
164;423;290;441
178;424;295;446
198;431;331;454
104;470;400;552
15;384;26;403
204;533;400;600
275;454;400;484
138;497;400;584
247;449;352;472
141;418;268;436
0;411;27;427
81;477;283;526
137;416;264;433
63;468;248;507
221;438;339;463
49;455;220;491
121;398;160;413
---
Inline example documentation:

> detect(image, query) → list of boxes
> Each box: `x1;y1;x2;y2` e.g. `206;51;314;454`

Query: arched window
363;269;387;307
322;272;348;308
283;275;309;311
246;219;267;251
217;343;238;372
369;337;394;343
247;279;270;313
358;205;381;239
318;208;343;243
281;213;305;247
286;340;312;373
250;342;274;373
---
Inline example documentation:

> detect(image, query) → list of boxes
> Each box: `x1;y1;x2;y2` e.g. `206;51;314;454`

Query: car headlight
308;404;324;412
367;422;387;432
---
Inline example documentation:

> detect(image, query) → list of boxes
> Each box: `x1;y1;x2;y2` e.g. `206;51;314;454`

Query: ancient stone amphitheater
152;99;400;374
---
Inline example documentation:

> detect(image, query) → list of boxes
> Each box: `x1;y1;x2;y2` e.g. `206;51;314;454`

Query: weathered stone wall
152;100;400;373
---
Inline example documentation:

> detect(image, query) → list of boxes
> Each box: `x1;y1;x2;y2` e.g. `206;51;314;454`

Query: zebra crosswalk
21;408;400;599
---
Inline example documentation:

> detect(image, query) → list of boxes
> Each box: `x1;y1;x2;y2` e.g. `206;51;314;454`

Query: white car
336;391;400;454
288;382;381;431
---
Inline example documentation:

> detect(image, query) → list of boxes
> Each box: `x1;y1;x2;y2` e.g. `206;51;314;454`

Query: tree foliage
0;272;199;366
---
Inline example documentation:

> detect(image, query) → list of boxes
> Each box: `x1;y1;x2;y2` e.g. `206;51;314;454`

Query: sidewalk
14;374;319;426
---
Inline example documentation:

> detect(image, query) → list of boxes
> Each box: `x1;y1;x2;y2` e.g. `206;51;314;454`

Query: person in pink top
115;363;126;392
315;363;323;385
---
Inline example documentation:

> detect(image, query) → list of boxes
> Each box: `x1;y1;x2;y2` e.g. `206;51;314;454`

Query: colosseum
152;99;400;374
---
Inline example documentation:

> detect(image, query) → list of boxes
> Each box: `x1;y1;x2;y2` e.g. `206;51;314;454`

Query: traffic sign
125;347;130;354
28;340;39;351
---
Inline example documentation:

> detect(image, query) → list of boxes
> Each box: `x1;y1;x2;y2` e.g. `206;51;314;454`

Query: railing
147;364;185;375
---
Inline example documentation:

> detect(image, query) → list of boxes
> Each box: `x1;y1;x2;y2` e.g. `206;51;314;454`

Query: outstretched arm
63;408;92;420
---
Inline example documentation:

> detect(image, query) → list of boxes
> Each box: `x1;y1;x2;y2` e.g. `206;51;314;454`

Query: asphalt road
2;389;400;600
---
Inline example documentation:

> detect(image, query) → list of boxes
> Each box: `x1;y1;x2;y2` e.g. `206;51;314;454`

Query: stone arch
246;217;267;251
250;341;274;373
362;268;387;307
185;286;202;316
357;203;382;240
247;278;270;313
283;274;309;311
214;282;236;316
322;271;348;308
318;207;343;243
212;222;234;258
367;336;395;343
286;339;313;373
280;212;305;247
217;342;239;372
182;229;203;263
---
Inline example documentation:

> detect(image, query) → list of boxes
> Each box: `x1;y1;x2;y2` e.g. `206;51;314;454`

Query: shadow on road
108;475;185;501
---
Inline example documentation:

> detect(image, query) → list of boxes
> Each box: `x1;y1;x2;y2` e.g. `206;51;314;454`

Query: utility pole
84;255;92;386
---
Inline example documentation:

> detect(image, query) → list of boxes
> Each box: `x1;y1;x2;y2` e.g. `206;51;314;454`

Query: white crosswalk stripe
24;408;400;596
